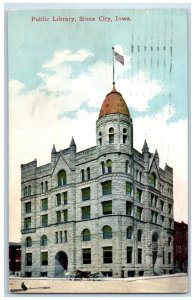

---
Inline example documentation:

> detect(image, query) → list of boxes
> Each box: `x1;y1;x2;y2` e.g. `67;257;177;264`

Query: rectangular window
41;251;48;266
64;230;67;243
102;180;112;195
161;215;164;224
60;231;63;243
82;248;91;264
127;247;133;263
41;214;48;227
82;187;91;201
55;232;58;244
82;206;90;220
168;204;172;214
63;192;68;205
63;209;68;222
41;198;48;211
56;211;61;223
138;248;142;264
126;202;133;216
26;253;32;266
126;182;132;196
168;252;171;264
102;201;112;215
25;202;31;214
151;193;154;206
56;194;61;206
163;250;165;264
24;217;31;229
136;189;142;202
136;207;142;220
160;200;164;211
109;134;114;144
154;195;158;207
103;247;112;264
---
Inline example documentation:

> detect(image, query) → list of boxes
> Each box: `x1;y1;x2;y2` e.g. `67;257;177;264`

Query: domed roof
98;85;130;119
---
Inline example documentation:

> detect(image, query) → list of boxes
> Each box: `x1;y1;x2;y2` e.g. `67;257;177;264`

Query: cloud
43;49;93;69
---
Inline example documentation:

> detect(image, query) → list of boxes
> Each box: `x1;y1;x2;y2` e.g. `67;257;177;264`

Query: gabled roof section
51;152;71;177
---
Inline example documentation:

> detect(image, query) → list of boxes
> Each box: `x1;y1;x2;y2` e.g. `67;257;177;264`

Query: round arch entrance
54;251;68;278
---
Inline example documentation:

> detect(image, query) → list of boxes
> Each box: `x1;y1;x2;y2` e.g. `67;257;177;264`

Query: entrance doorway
54;251;68;278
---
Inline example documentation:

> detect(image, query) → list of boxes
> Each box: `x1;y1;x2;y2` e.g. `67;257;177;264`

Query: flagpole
112;47;115;86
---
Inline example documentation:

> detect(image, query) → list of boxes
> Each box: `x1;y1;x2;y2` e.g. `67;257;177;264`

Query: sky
8;8;188;242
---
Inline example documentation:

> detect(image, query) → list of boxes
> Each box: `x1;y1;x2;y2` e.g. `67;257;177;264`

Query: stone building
20;84;174;278
173;221;188;273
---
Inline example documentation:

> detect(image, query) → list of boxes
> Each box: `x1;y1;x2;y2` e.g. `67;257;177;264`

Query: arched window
41;234;48;246
82;229;91;241
152;232;159;243
24;187;27;197
103;225;112;239
106;159;112;174
125;160;129;174
81;169;85;182
99;131;102;146
86;167;90;180
149;172;156;188
58;170;66;187
41;182;44;193
137;229;143;242
109;127;114;144
26;236;32;247
127;226;133;239
28;185;31;196
123;128;127;144
101;162;105;175
45;181;48;192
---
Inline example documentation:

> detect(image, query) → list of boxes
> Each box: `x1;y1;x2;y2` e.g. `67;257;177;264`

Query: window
41;214;48;227
82;187;90;201
102;180;112;195
101;162;105;174
60;231;63;243
123;128;127;144
58;170;66;187
26;253;32;266
102;201;112;215
55;232;58;244
151;211;158;224
127;226;133;239
82;248;91;264
64;230;67;243
24;187;28;197
138;248;142;264
28;185;31;196
154;195;158;207
168;237;171;246
81;169;85;182
163;250;165;264
168;252;171;264
63;209;68;222
168;204;172;214
45;181;48;192
106;159;112;173
56;194;61;206
41;235;47;246
40;272;47;277
139;172;142;183
99;132;102;146
82;229;91;241
160;200;164;211
25;202;31;214
136;207;142;220
136;189;142;202
137;229;142;242
41;198;48;211
103;225;112;239
63;192;68;205
41;182;44;193
149;173;156;188
103;247;112;263
24;217;31;229
25;237;32;247
126;202;133;216
127;247;133;263
169;219;172;229
136;170;139;181
82;206;90;220
86;167;90;180
41;252;48;266
126;182;132;196
56;211;61;224
109;127;114;144
125;161;129;174
150;193;154;206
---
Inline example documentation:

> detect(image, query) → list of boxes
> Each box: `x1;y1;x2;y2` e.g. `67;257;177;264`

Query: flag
114;51;124;65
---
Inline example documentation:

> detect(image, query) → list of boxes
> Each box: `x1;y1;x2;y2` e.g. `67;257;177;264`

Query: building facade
20;85;174;278
173;221;188;273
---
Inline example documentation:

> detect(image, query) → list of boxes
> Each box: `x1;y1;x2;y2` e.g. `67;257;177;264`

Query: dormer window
109;127;114;144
